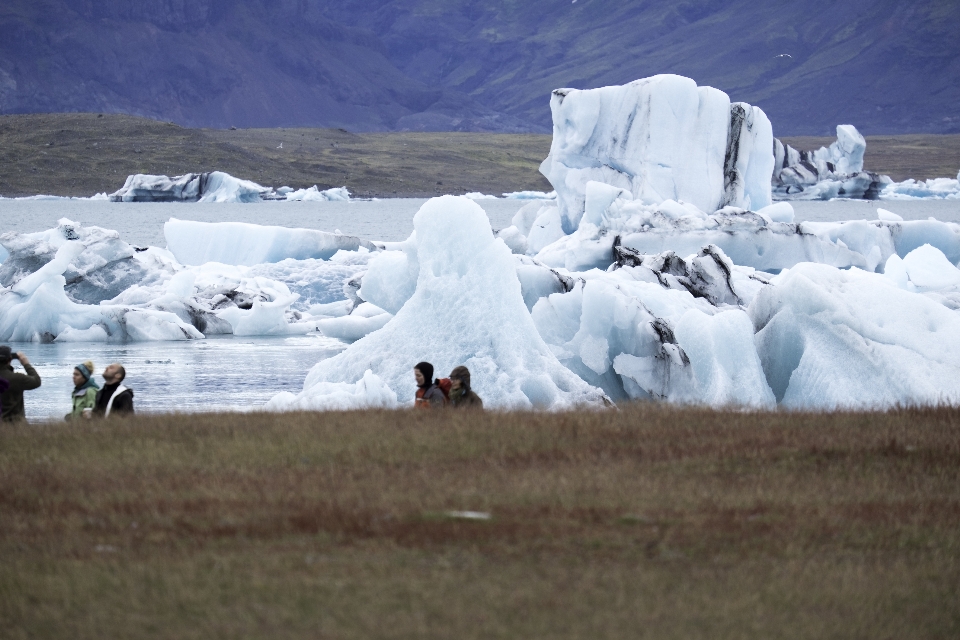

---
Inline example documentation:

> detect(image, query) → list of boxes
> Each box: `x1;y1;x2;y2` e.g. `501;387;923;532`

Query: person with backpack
448;366;483;409
414;361;447;409
66;361;99;421
0;346;41;422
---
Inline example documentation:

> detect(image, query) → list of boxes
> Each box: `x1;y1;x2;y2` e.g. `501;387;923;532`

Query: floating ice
773;126;890;201
540;74;772;233
109;171;273;203
880;171;960;200
751;262;960;408
271;196;609;410
283;186;351;202
164;218;377;266
502;191;557;200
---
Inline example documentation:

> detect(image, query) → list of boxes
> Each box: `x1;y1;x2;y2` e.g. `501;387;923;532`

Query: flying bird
277;142;283;149
775;53;793;59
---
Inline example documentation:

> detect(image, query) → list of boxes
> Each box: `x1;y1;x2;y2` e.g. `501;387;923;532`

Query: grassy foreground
1;406;958;639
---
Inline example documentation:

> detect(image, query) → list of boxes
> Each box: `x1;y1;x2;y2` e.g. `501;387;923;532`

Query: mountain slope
1;0;958;134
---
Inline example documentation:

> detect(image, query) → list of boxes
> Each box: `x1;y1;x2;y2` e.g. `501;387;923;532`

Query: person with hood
0;345;41;422
93;363;135;417
414;361;446;409
448;366;483;409
66;361;99;421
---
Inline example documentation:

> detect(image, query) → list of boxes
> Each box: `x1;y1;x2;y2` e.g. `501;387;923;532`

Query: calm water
0;197;533;246
9;335;347;422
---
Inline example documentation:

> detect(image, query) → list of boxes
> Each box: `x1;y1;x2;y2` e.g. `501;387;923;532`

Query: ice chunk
722;103;774;211
881;173;960;200
503;191;556;200
110;171;275;203
877;208;903;222
750;262;960;408
464;192;498;200
164;218;377;266
900;244;960;291
757;202;794;224
274;196;608;410
266;370;399;411
531;267;773;406
283;186;350;201
540;74;773;232
0;242;202;343
0;218;146;304
773;126;889;201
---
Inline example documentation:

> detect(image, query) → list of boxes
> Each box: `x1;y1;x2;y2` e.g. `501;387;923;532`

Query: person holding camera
0;345;42;422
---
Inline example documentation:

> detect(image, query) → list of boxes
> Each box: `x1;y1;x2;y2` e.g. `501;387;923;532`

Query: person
448;365;483;409
414;361;446;409
0;346;42;422
93;363;134;417
66;361;99;421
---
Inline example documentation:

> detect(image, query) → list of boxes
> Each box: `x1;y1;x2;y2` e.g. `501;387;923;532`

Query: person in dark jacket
448;366;483;409
93;363;134;417
0;346;42;422
414;361;446;409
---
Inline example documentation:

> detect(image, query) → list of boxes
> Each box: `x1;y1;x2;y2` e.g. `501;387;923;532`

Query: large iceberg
270;196;609;410
539;74;773;234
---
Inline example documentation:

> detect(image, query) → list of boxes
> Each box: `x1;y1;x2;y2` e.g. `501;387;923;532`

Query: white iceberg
271;196;609;410
164;218;377;266
283;186;351;202
751;262;960;408
540;74;773;233
880;171;960;200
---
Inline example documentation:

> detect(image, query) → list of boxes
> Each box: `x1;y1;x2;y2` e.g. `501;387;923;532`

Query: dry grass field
2;113;959;198
2;405;958;639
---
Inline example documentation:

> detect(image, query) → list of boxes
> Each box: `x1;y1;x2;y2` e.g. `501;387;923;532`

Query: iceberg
109;171;273;203
539;74;773;233
164;218;377;266
751;262;960;408
773;126;891;200
270;196;609;410
880;171;960;200
108;171;352;204
282;186;351;202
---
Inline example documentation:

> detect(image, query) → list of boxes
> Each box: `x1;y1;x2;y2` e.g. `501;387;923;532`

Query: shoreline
3;113;960;199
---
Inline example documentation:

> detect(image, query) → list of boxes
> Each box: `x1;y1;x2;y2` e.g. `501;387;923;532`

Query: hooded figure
66;361;99;421
448;366;483;409
0;345;41;422
414;361;446;409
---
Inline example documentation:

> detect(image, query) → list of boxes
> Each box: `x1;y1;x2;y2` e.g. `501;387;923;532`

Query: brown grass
1;405;958;639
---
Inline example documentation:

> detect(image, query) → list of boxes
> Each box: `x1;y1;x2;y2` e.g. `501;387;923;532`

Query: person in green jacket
66;361;99;421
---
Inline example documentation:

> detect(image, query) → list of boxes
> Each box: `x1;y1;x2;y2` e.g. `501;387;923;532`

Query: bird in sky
775;53;793;59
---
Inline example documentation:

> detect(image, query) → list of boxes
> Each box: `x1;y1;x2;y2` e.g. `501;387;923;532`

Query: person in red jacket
414;361;446;409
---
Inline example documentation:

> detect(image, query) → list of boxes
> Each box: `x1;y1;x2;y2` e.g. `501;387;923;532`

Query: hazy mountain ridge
1;0;958;134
